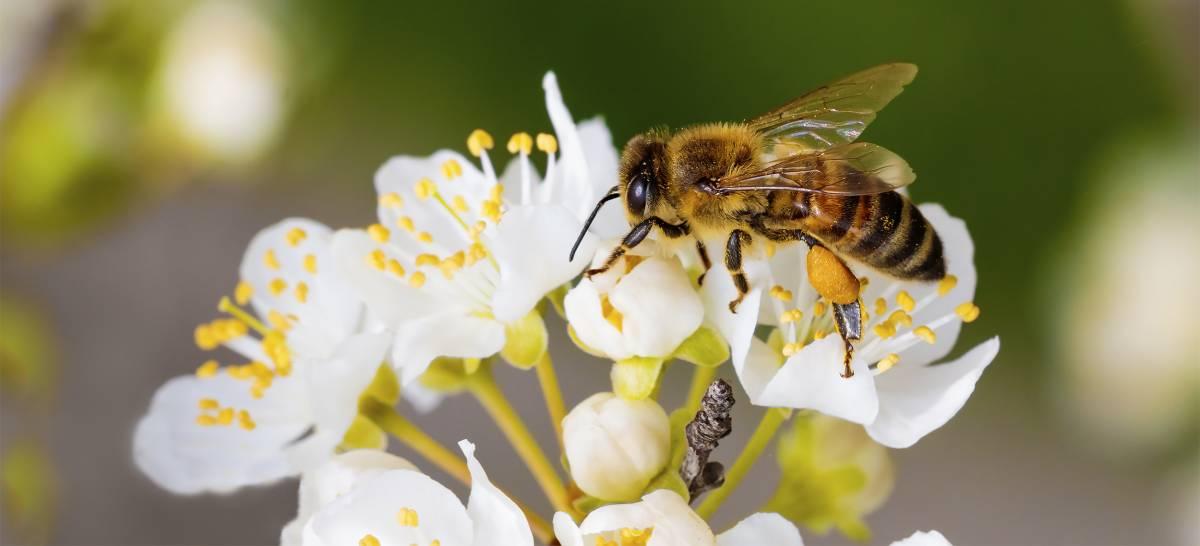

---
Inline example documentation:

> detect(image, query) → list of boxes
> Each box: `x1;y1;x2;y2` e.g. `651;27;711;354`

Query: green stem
534;352;567;447
361;397;554;543
468;362;574;516
683;365;718;415
695;407;790;519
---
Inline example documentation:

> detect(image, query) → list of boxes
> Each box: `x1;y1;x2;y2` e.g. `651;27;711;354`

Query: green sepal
611;357;664;400
500;309;548;369
417;358;478;393
363;364;401;405
670;326;729;368
339;414;388;450
572;493;611;515
642;468;689;501
546;283;570;318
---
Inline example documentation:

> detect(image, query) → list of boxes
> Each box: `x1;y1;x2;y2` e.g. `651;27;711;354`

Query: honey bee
569;63;946;378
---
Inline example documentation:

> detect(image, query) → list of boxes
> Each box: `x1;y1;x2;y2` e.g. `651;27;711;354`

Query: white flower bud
562;392;671;501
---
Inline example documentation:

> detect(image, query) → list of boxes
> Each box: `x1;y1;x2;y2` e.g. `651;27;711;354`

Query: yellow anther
873;322;897;339
780;309;804;323
194;325;219;350
955;302;981;323
294;282;309;304
237;410;256;430
781;342;803;357
359;534;381;546
417;231;434;244
619;527;653;546
481;200;502;222
874;297;887;316
367;249;387;271
769;285;793;301
467;129;495;157
195;359;220;378
227;364;253;380
198;398;220;410
416;253;440;266
441;159;463;180
397;507;419;527
195;414;218;426
252;361;274;381
386;259;405;277
218;297;270;336
397;216;416;232
764;242;777;258
379;191;404;208
216;407;234;425
813;329;828;340
507;132;533;154
536;132;558;154
596;537;617;546
490;184;504;201
286;227;307;247
467;242;489;264
887;309;913;327
409;271;426;288
368;223;391;243
220;319;249;339
877;353;901;372
268;278;287;296
303;253;317;274
264;249;281;270
938;275;958;296
914;325;937;344
250;384;266;399
471;220;487;237
267;310;292;332
235;281;254;306
451;195;470;213
813;301;827;317
415;178;437;199
896;290;915;312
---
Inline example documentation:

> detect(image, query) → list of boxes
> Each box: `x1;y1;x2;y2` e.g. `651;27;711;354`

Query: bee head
618;132;669;221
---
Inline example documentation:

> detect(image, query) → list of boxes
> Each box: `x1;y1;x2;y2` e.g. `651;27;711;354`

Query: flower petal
282;450;417;546
543;72;594;219
459;440;533;546
330;229;449;327
701;239;770;369
890;530;953;546
375;150;491;256
578;490;715;546
490;204;594;322
610;258;704;358
303;469;472;546
867;337;1000;448
754;336;879;424
553;512;586;546
306;332;392;439
717;513;804;546
392;312;505;384
564;276;630;360
575;117;625;239
133;374;308;494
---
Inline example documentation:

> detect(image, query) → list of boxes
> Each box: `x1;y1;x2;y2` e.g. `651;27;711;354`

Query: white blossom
282;450;418;546
562;392;671;502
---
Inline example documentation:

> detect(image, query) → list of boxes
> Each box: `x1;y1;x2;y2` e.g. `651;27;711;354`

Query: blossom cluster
133;73;998;546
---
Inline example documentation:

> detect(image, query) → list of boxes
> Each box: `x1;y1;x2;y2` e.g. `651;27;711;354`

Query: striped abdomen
768;190;945;280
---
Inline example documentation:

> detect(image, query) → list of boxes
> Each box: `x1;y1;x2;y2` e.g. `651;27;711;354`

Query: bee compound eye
627;173;650;216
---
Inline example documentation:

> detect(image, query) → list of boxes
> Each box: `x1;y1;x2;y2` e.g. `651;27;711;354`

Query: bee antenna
569;186;620;262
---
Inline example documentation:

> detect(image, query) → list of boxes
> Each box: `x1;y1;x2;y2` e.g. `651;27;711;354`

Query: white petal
543;72;593;219
717;513;804;546
133;374;308;494
304;469;472;546
867;337;1000;448
575;117;625;239
610;258;704;358
490;204;594;322
579;490;715;546
553;512;586;546
282;450;417;546
890;530;953;546
564;278;630;360
241;218;361;349
701;241;769;369
755;336;879;424
375;150;491;256
459;440;533;546
330;229;442;328
392;312;505;384
402;381;445;414
306;332;392;438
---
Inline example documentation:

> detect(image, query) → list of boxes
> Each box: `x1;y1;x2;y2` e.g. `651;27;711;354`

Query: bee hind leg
724;230;752;313
585;217;688;278
832;300;863;378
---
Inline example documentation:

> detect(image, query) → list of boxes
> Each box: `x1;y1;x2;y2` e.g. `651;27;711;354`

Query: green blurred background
1;0;1196;544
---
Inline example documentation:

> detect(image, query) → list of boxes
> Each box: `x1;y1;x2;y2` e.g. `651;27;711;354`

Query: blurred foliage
0;297;57;404
1;441;57;546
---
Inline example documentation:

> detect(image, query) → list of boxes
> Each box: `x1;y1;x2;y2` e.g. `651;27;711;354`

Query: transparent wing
747;63;918;151
714;142;914;196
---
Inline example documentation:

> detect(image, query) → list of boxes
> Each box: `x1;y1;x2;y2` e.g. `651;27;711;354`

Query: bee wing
747;63;918;151
714;142;914;196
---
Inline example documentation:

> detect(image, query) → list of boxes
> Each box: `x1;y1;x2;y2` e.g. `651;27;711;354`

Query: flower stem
695;407;790;519
468;362;574;516
684;365;718;415
534;352;567;447
361;397;554;543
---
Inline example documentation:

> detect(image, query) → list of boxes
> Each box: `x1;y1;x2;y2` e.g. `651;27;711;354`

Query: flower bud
562;392;671;501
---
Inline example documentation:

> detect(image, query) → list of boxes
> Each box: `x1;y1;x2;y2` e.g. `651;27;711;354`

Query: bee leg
832;300;864;378
696;240;712;286
585;217;688;278
724;230;752;313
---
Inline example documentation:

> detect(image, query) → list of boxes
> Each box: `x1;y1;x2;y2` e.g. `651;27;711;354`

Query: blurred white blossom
282;450;417;546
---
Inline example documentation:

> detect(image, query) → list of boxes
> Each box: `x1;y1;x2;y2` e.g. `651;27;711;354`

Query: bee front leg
724;230;752;313
696;240;712;286
585;217;688;278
